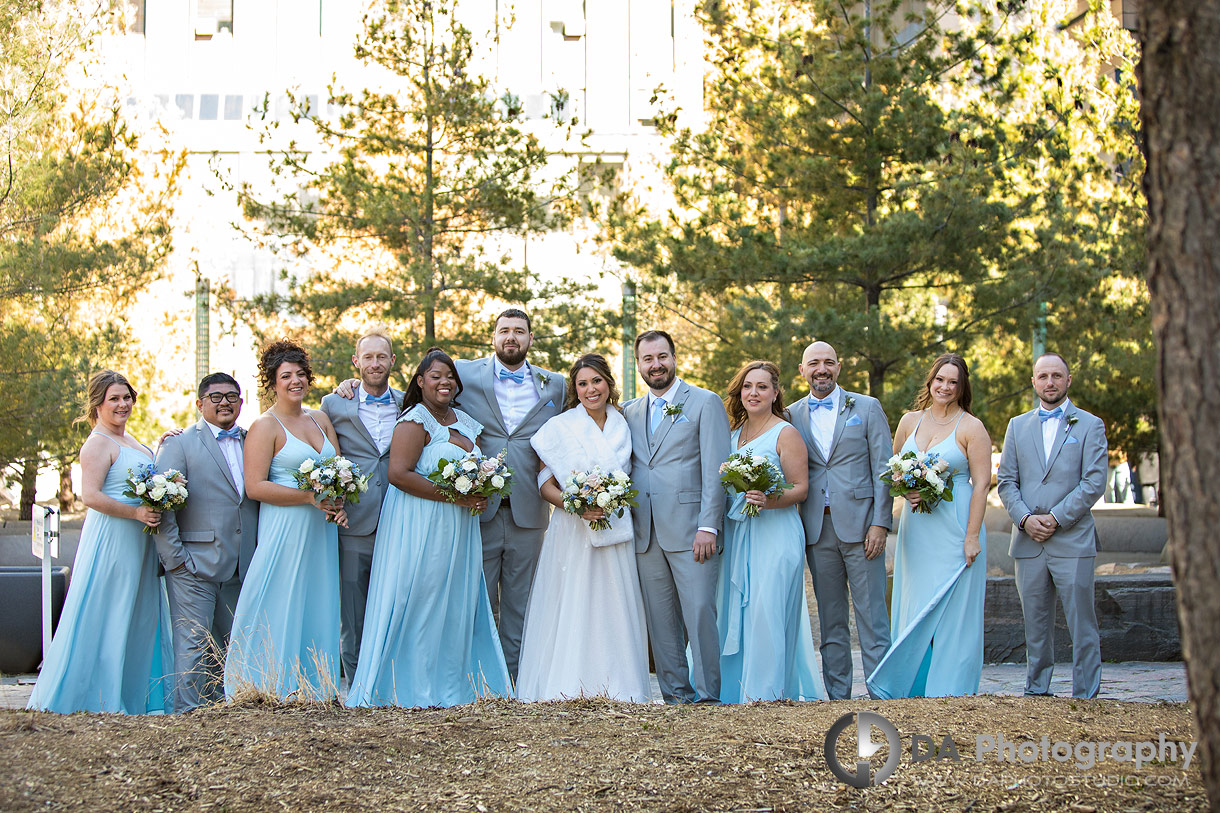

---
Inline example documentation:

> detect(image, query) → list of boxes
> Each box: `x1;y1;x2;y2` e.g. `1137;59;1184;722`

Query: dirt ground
0;696;1206;811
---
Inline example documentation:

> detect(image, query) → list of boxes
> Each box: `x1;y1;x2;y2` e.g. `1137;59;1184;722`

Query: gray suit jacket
789;390;894;546
454;357;565;530
997;405;1108;558
320;388;404;538
624;381;731;554
155;420;259;582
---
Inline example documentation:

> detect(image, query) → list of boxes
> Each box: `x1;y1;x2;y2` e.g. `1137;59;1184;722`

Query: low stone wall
984;574;1180;663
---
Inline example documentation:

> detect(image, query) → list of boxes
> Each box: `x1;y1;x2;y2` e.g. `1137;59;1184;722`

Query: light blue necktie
650;397;666;434
498;367;525;384
1038;406;1063;422
365;391;393;405
217;427;241;440
809;396;834;411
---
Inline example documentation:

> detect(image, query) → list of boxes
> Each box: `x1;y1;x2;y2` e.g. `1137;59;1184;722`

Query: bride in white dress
515;354;652;702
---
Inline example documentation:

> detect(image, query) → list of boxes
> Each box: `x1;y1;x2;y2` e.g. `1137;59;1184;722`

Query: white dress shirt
1041;397;1071;463
355;383;398;455
205;420;244;497
492;358;540;435
646;378;716;537
807;385;841;462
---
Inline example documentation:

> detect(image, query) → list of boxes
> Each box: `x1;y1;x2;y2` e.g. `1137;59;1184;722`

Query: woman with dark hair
28;371;173;713
223;339;347;701
716;361;822;703
868;353;992;698
515;354;651;702
346;348;511;707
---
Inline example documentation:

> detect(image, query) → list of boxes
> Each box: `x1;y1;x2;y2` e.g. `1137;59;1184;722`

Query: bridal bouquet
294;455;372;522
123;463;189;534
428;450;513;514
719;452;793;518
881;450;954;514
561;467;638;531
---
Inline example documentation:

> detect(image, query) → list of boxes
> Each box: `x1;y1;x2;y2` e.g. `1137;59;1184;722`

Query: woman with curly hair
223;339;347;702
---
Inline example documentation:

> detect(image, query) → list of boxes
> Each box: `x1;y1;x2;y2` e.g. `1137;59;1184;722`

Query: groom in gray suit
788;340;893;700
454;308;565;679
625;330;730;703
998;352;1108;698
321;329;404;680
156;373;259;711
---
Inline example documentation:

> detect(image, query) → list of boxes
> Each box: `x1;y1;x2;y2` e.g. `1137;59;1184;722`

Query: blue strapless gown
223;428;340;701
867;420;986;698
716;423;823;703
28;442;173;714
346;405;511;708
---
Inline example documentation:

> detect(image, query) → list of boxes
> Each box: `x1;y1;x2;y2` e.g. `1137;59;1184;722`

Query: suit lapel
789;399;825;465
626;398;649;457
826;389;852;459
1024;411;1048;477
1042;408;1074;480
480;357;509;433
513;366;553;432
648;382;689;461
198;420;239;497
346;389;377;451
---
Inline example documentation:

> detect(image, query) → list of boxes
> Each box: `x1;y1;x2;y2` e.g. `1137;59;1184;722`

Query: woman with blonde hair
28;371;173;713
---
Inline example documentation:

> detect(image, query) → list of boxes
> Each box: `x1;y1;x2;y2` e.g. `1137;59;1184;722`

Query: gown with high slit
867;411;986;698
223;413;340;701
27;435;173;714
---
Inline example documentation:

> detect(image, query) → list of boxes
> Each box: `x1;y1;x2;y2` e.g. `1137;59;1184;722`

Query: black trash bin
0;565;71;674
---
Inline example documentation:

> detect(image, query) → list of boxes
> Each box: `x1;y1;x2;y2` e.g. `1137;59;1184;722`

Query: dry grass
0;696;1206;811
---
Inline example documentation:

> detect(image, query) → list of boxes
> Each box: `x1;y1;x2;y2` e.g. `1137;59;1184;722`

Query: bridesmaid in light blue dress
347;348;511;708
28;370;173;714
224;340;345;701
868;353;992;698
716;361;823;703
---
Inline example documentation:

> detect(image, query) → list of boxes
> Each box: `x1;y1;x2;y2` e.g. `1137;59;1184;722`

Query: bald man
788;341;894;699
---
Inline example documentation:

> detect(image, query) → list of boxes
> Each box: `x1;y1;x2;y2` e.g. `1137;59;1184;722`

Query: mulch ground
0;696;1206;811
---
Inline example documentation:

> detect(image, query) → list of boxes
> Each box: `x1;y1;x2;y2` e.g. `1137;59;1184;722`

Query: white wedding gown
515;405;652;702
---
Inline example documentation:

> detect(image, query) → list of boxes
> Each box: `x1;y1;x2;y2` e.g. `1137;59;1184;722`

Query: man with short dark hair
156;373;259;711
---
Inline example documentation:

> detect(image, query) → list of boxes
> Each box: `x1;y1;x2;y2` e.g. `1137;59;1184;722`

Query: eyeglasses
203;392;242;404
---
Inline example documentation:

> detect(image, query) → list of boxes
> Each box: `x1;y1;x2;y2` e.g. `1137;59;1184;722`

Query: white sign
31;506;58;559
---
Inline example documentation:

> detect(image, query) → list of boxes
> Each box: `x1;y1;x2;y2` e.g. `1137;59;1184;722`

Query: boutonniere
663;402;684;417
1064;414;1078;433
840;396;856;414
536;372;551;387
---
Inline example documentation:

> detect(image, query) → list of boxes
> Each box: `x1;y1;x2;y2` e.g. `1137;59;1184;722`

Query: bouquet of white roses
561;466;638;531
427;450;513;515
881;449;954;514
718;452;794;518
293;455;372;522
123;463;189;534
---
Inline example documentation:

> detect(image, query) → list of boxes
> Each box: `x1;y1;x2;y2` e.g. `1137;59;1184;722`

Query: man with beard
321;329;404;680
155;373;259;711
624;330;730;703
788;340;893;700
454;309;565;679
998;352;1107;698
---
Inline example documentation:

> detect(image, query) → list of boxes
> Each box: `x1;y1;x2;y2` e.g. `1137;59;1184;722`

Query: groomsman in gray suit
788;340;893;700
998;352;1108;698
321;329;404;680
156;373;259;711
624;330;730;703
454;308;565;679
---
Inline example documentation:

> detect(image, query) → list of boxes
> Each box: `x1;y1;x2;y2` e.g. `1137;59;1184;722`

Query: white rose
149;486;166;501
338;458;352;469
926;473;943;490
462;459;478;472
310;470;322;481
575;472;587;485
455;475;473;493
442;463;456;478
900;459;915;472
299;459;315;474
612;470;628;481
135;482;147;495
491;475;505;489
595;491;612;508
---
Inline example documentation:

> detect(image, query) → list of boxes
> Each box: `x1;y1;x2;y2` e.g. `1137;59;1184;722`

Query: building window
223;95;244;120
195;0;233;40
199;94;219;120
174;94;195;119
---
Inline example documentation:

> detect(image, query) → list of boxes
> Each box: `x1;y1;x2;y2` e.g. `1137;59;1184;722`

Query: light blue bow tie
217;427;241;440
809;396;834;411
365;391;393;405
498;367;525;384
1038;407;1063;422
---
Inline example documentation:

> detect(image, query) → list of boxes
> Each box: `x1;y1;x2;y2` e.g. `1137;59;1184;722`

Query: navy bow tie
365;391;393;405
217;427;241;440
498;367;526;384
1038;406;1063;422
809;396;834;411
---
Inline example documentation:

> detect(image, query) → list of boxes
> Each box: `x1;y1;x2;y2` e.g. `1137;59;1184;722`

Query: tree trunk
18;458;37;521
1139;2;1220;807
58;458;74;512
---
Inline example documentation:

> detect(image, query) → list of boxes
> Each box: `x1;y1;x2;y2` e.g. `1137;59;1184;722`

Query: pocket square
1065;436;1079;444
674;414;690;424
845;415;862;427
544;399;555;407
